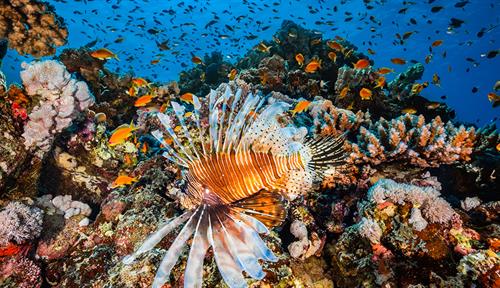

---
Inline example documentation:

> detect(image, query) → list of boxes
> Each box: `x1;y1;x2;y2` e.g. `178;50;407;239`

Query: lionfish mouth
123;83;346;288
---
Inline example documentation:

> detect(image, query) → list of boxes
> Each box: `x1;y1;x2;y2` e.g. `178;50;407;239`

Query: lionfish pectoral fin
122;211;192;265
152;207;204;288
205;205;279;288
303;133;347;177
233;190;287;228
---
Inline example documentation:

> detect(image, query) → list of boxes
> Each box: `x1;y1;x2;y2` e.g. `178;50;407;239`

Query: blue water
2;0;499;126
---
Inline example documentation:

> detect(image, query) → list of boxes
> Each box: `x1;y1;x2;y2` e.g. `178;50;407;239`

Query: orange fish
90;48;119;60
180;92;194;104
488;92;500;107
191;56;203;65
377;67;394;74
374;77;386;89
141;142;148;154
126;86;137;97
295;53;304;66
134;95;154;107
359;88;373;100
391;58;406;65
290;100;311;116
95;112;107;123
132;78;149;87
0;242;26;257
109;122;136;146
425;54;433;64
367;48;376;55
228;69;237;80
151;59;160;65
111;175;138;188
304;59;322;73
411;83;426;94
328;51;337;62
339;87;349;99
327;40;343;51
310;38;322;45
353;59;370;69
431;40;443;47
497;143;500;152
401;107;417;114
256;42;271;53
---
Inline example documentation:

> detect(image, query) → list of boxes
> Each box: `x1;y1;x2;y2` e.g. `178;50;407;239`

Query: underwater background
0;0;499;288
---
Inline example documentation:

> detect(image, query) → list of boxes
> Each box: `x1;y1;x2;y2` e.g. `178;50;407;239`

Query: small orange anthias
123;85;346;288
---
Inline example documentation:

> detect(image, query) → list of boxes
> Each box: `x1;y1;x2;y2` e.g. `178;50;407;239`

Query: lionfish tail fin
303;133;347;176
123;202;278;288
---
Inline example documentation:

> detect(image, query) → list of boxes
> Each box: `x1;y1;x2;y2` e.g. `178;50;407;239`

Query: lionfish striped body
123;84;345;288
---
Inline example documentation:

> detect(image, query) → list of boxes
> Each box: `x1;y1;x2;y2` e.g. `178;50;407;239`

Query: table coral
20;60;94;153
0;0;67;57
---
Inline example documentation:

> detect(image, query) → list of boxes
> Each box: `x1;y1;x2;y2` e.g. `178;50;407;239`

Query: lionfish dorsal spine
171;101;202;161
151;130;188;167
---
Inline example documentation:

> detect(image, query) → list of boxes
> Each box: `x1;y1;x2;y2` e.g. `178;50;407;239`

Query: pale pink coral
20;60;94;153
0;202;43;246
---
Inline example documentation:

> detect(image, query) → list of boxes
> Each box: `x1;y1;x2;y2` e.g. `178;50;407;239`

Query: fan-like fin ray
152;208;201;288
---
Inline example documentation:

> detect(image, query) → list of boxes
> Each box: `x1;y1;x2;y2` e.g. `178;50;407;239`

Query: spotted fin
233;190;287;228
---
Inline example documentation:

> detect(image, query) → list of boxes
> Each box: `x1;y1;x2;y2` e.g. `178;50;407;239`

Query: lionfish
123;84;345;288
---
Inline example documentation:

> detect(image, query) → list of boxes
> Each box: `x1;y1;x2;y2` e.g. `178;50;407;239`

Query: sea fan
123;84;345;288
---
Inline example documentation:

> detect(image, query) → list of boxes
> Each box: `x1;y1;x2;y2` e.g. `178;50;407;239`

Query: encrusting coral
20;60;94;153
0;0;68;57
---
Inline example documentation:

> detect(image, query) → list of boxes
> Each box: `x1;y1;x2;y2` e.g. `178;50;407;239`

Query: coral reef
0;19;497;288
0;0;67;57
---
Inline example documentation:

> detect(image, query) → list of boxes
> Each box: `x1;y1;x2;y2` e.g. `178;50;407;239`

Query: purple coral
0;202;43;246
20;60;94;152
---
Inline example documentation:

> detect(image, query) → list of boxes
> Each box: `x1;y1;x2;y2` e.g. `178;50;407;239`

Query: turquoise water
2;0;499;125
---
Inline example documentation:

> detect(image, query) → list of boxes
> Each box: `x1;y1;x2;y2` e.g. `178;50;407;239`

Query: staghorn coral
20;60;94;153
0;0;67;57
350;113;476;167
0;201;43;246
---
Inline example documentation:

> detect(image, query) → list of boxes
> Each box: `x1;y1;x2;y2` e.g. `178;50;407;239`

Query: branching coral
0;256;42;288
20;60;94;153
0;201;43;246
0;0;67;57
350;114;476;167
308;98;369;137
